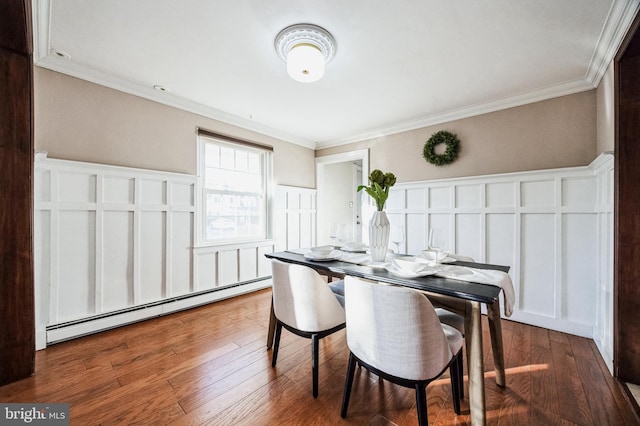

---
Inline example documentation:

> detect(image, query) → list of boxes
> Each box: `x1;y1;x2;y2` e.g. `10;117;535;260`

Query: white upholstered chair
270;259;346;398
328;262;467;396
340;276;463;425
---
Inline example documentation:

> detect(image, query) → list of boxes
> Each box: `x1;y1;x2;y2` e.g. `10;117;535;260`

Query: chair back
271;260;345;333
344;276;454;381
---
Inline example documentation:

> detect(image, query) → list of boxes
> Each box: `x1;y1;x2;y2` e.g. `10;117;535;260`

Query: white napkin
338;252;371;265
420;250;449;263
392;257;430;273
434;265;515;317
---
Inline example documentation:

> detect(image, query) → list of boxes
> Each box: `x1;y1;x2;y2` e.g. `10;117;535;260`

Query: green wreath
423;130;460;166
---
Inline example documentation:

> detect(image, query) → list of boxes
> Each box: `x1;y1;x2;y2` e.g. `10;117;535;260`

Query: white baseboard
508;311;594;338
593;334;614;374
36;330;47;351
44;280;272;347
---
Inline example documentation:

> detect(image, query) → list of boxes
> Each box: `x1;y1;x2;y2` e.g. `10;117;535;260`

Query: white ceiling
33;0;639;149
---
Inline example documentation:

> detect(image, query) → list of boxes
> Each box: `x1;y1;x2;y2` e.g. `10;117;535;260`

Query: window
198;132;272;243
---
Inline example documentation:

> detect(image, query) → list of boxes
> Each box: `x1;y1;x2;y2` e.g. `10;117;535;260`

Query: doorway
316;150;369;246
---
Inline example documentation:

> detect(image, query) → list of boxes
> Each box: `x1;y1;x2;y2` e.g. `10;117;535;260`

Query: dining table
265;249;511;426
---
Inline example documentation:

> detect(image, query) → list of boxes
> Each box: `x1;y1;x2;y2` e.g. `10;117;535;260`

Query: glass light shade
286;43;325;83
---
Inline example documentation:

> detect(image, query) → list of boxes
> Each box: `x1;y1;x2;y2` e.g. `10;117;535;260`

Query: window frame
196;132;273;246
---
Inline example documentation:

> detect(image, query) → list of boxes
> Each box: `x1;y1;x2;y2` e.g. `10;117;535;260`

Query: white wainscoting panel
192;239;275;290
35;159;198;347
101;210;133;312
35;158;283;348
273;185;317;251
520;213;556;318
35;155;614;368
592;154;615;373
386;153;614;345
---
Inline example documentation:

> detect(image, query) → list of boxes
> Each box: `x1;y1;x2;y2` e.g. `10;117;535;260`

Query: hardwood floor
1;289;638;425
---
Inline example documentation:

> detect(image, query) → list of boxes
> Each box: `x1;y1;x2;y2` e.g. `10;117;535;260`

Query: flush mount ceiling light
275;24;336;83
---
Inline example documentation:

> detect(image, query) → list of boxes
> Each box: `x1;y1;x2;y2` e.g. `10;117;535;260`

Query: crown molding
31;0;316;150
314;78;595;149
316;0;640;150
35;56;317;149
33;0;639;152
585;0;640;86
32;0;51;61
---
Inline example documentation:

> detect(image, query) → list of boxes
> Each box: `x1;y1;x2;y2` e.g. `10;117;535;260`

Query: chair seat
436;308;465;335
328;279;345;296
328;279;345;307
441;323;464;354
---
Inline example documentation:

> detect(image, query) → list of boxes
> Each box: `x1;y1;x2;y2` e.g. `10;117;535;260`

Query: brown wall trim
197;128;274;152
0;0;35;386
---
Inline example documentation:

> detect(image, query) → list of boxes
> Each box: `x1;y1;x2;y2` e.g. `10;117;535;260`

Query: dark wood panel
0;0;32;54
616;14;640;385
0;289;636;424
0;0;34;386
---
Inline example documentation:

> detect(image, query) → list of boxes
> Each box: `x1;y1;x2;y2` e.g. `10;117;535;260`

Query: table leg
266;297;276;349
426;292;505;389
465;301;486;426
487;299;506;387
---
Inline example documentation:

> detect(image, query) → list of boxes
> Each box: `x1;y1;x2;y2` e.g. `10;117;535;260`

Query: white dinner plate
304;250;342;261
385;264;437;278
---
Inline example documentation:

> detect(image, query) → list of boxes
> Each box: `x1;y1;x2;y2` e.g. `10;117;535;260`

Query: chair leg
450;353;461;415
457;350;464;399
341;352;358;418
415;384;428;426
271;322;283;368
312;334;319;398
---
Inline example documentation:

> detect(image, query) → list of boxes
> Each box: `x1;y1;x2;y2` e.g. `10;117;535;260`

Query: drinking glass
329;223;338;246
390;225;405;254
337;223;350;245
428;228;446;264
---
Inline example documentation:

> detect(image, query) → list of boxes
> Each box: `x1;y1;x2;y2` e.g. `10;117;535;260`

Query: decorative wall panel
386;153;614;347
35;164;315;347
35;158;198;346
35;155;613;372
273;185;317;251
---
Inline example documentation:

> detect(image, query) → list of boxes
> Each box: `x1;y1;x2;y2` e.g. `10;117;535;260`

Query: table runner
434;265;515;317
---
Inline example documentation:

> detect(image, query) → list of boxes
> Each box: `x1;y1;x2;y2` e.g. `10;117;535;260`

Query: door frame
614;8;640;391
316;149;369;246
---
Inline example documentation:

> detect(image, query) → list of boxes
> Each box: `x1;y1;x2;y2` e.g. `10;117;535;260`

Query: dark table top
265;251;510;305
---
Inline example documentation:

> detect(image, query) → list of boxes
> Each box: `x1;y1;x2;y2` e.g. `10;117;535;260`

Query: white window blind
198;130;272;244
